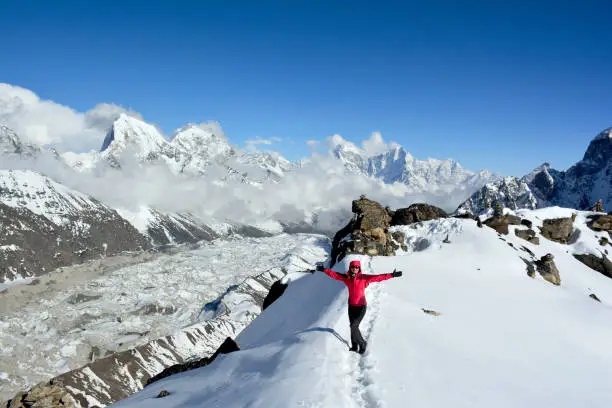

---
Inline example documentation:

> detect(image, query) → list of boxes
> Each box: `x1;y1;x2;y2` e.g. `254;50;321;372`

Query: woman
316;260;402;354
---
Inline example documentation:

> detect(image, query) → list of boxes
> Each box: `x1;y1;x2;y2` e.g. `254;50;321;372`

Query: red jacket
322;260;393;306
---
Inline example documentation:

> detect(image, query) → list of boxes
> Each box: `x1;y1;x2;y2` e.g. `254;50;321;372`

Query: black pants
348;305;367;349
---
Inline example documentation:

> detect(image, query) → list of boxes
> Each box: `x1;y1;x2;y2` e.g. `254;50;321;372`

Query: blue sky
1;0;611;176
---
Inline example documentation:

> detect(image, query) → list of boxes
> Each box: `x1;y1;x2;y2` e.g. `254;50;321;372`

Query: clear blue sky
1;0;611;176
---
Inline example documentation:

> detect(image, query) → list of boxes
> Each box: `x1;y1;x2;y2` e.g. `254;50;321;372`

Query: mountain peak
592;127;612;142
100;114;169;159
0;125;40;158
170;122;234;159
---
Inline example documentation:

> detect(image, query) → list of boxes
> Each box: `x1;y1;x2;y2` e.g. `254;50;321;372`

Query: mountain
0;125;40;159
456;128;612;215
110;210;612;408
0;169;151;281
331;136;499;193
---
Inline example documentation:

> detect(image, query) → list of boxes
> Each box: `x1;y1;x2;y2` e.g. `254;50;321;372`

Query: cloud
0;83;142;152
322;132;400;157
244;136;282;152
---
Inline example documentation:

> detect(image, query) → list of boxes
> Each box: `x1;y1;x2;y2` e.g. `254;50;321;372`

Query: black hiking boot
349;343;359;352
358;342;367;354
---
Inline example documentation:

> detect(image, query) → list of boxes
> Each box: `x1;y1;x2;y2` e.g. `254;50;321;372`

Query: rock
476;218;483;228
589;293;601;302
331;197;401;264
591;199;605;212
421;308;441;316
540;217;574;243
390;203;447;226
535;253;561;285
262;279;288;310
146;337;240;387
573;253;612;279
521;219;533;228
6;383;77;408
599;236;610;246
483;214;522;235
157;390;170;398
352;196;391;231
493;201;504;218
587;214;612;231
515;228;540;245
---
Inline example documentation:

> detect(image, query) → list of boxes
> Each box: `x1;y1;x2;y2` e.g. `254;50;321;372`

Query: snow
112;215;612;408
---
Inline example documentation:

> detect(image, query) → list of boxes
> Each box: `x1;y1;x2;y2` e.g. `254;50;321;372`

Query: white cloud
0;83;142;152
244;136;280;152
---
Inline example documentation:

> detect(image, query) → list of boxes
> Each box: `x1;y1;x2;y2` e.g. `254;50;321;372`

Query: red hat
348;260;361;274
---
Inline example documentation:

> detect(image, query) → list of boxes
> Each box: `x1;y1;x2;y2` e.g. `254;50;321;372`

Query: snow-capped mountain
111;210;612;408
456;128;612;215
331;136;499;193
0;125;40;159
0;169;150;281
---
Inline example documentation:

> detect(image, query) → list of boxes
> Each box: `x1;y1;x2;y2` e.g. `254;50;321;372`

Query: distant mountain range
456;128;612;215
1;114;610;281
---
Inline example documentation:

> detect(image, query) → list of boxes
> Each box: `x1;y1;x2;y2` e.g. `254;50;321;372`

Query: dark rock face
0;201;150;282
540;217;574;243
390;203;447;226
145;210;219;246
145;337;240;387
535;253;561;285
573;253;612;279
262;280;288;310
521;219;533;229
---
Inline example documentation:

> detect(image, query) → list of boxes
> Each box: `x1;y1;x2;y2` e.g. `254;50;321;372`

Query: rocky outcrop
573;253;612;279
591;199;605;212
262;279;289;310
483;214;522;234
390;203;447;226
587;214;612;232
329;196;397;265
540;217;574;243
455;176;538;216
4;383;77;408
535;253;561;285
515;228;540;245
145;337;240;386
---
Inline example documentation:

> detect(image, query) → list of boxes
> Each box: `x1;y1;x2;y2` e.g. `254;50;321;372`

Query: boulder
330;196;400;265
587;214;612;232
573;253;612;279
351;195;391;231
540;217;573;243
515;228;540;245
5;383;77;408
521;219;533;229
535;253;561;285
483;214;522;235
391;203;447;226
